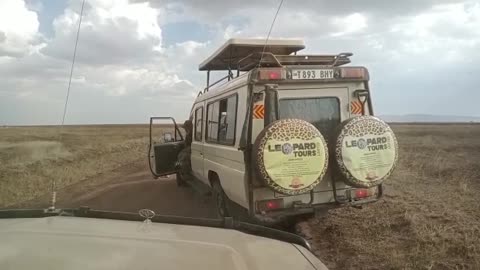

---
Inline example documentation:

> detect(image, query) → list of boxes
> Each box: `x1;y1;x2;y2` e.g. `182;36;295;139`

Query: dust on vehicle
149;38;399;225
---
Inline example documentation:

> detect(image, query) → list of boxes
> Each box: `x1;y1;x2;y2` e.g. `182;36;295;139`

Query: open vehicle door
148;117;185;178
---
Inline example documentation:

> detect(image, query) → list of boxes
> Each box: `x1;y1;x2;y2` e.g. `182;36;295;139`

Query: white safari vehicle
149;39;399;224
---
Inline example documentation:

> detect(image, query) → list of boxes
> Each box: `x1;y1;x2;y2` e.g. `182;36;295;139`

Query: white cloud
0;0;202;125
224;25;243;40
0;0;42;57
25;0;43;13
175;40;207;56
330;13;368;36
389;2;480;63
36;0;198;99
78;65;195;97
91;0;162;41
2;0;480;125
43;0;164;65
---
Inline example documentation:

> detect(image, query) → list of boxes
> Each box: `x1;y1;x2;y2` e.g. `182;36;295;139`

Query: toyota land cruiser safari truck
149;39;399;224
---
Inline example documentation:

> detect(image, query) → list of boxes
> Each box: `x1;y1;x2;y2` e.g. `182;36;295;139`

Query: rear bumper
252;197;379;226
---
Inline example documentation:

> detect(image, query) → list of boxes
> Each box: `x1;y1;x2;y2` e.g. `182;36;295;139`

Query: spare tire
334;116;398;188
253;119;329;195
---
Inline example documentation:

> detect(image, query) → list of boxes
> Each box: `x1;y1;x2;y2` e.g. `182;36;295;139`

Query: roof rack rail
204;73;234;93
237;52;282;71
332;52;353;66
237;52;352;71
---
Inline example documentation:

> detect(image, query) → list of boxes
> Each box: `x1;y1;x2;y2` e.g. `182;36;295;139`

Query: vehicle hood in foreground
0;216;327;270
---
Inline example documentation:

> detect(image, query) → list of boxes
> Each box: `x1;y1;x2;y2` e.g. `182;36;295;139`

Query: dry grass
0;124;175;208
2;124;480;269
305;124;480;270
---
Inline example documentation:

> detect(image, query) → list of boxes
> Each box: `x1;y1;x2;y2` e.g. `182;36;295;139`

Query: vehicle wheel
212;181;230;218
176;172;187;187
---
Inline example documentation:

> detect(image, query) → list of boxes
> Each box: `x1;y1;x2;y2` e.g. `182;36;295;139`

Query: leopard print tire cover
253;119;329;195
334;116;398;188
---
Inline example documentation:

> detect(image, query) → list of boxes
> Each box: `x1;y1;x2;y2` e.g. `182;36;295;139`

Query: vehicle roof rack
237;52;352;71
199;38;305;71
199;38;354;93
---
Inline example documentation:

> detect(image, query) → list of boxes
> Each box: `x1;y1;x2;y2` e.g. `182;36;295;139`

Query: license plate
290;69;335;80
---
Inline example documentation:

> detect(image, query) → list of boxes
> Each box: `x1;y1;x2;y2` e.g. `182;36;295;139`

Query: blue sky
29;0;68;37
1;0;479;125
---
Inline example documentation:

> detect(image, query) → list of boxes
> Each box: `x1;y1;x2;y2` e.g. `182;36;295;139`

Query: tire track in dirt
15;160;217;219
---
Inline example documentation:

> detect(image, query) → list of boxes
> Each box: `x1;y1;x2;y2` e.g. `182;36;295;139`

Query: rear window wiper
0;207;310;250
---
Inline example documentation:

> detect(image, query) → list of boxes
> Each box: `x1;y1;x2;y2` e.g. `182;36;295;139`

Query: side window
207;102;219;141
194;107;203;141
218;95;237;144
207;95;237;145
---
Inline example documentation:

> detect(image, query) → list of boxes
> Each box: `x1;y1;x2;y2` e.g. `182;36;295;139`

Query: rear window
279;97;340;139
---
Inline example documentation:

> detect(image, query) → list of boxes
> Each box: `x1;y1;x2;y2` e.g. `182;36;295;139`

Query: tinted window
207;95;237;145
279;97;340;139
194;107;203;141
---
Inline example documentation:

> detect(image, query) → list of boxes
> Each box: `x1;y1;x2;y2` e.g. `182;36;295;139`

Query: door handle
200;152;203;156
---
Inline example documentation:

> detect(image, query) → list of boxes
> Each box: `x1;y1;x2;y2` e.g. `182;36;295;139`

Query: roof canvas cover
199;38;305;71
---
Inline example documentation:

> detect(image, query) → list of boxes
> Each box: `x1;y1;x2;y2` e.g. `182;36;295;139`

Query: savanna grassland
1;124;479;269
0;124;174;207
304;124;480;270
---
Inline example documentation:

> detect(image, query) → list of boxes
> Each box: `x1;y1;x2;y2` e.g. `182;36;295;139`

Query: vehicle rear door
276;85;350;193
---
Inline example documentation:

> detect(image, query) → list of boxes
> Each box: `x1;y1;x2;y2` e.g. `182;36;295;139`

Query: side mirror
163;132;173;142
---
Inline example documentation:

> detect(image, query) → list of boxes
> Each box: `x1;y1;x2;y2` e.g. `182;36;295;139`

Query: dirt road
18;160;217;218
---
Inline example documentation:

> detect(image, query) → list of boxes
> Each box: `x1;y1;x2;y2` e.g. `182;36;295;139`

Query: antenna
49;0;86;211
256;0;285;69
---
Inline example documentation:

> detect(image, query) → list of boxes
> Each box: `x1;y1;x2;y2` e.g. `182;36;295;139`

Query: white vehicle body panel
191;75;250;208
190;76;370;211
0;216;328;270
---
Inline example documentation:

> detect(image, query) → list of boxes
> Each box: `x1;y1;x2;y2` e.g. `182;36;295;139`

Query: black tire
212;181;230;218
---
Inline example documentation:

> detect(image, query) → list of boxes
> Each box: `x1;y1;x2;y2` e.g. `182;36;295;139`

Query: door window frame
194;106;204;142
205;93;238;146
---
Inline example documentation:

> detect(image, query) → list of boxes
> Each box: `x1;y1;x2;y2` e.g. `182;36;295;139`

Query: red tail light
257;69;285;80
355;189;369;199
339;67;369;80
354;188;376;200
256;199;284;212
